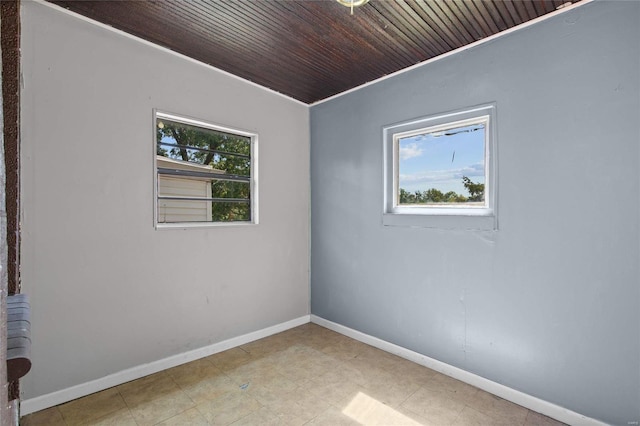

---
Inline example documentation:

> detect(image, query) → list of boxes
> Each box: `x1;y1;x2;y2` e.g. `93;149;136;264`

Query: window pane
157;118;251;176
398;122;485;207
156;114;254;225
212;202;251;222
212;180;250;200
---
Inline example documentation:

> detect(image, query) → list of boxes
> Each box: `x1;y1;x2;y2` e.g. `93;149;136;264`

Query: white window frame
383;104;497;230
153;110;259;229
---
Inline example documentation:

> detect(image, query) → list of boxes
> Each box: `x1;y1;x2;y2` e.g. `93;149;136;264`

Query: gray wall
310;1;639;424
20;2;309;399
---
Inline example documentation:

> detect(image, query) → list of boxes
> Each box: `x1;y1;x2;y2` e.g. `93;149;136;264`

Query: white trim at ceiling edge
310;315;607;426
28;0;308;108
311;0;595;107
19;315;311;416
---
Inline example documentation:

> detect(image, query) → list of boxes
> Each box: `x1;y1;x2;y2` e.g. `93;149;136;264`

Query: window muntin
394;117;488;209
383;104;496;229
154;112;257;226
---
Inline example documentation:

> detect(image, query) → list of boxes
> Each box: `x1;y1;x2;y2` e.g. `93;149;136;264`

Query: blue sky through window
398;123;485;196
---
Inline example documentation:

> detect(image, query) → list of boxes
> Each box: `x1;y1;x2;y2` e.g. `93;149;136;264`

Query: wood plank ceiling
49;0;580;104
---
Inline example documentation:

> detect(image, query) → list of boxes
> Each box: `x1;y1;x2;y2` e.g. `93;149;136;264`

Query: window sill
382;212;496;230
155;221;257;230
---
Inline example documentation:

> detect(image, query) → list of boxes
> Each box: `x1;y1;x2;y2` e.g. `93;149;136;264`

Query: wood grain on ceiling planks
49;0;578;104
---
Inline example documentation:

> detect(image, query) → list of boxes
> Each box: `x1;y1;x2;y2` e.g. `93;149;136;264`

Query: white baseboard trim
310;315;605;426
21;315;311;416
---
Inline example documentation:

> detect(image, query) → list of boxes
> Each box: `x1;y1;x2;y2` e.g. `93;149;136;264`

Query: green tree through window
399;176;483;205
156;113;254;224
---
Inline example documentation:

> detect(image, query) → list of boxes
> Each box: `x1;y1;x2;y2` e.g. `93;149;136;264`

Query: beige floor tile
258;385;331;422
383;358;438;387
360;379;421;408
316;361;369;387
320;338;367;361
298;335;337;352
127;392;196;426
345;361;424;408
341;390;432;425
20;407;67;426
156;407;210;426
166;358;222;382
119;374;196;425
58;387;127;426
274;345;326;369
459;386;496;411
264;373;305;393
465;390;529;425
226;359;289;388
451;405;495;425
453;407;500;426
485;398;529;425
276;365;314;383
270;413;309;426
312;365;352;387
294;324;342;346
229;406;281;425
348;361;402;390
119;373;187;404
89;408;137;426
401;386;466;425
524;410;567;425
393;405;442;426
244;383;287;406
117;371;172;403
267;349;299;371
356;344;406;371
308;377;365;408
305;405;364;426
288;386;334;419
294;355;342;380
174;369;240;405
240;334;293;357
206;347;253;372
195;392;262;425
424;372;480;405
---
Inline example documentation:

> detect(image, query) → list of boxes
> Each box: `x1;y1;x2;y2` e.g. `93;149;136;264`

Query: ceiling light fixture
336;0;369;15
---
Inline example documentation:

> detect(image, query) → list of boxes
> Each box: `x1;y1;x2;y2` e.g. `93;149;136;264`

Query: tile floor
21;323;565;426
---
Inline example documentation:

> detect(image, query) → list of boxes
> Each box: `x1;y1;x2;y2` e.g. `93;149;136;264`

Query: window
383;104;497;229
154;111;257;227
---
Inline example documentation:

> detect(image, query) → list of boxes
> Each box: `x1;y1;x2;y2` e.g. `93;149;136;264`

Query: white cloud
399;163;484;185
459;164;484;177
399;143;423;160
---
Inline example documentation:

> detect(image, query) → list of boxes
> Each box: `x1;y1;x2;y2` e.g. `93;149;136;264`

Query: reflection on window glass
397;122;486;207
156;113;254;224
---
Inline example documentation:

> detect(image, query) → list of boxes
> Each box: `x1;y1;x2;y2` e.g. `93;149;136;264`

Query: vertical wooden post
0;10;10;425
1;0;19;298
1;0;20;418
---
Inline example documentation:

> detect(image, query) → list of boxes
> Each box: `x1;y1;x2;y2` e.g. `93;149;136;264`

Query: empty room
1;0;638;425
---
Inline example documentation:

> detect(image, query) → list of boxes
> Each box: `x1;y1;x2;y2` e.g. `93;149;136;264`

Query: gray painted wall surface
311;1;639;424
20;2;309;399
